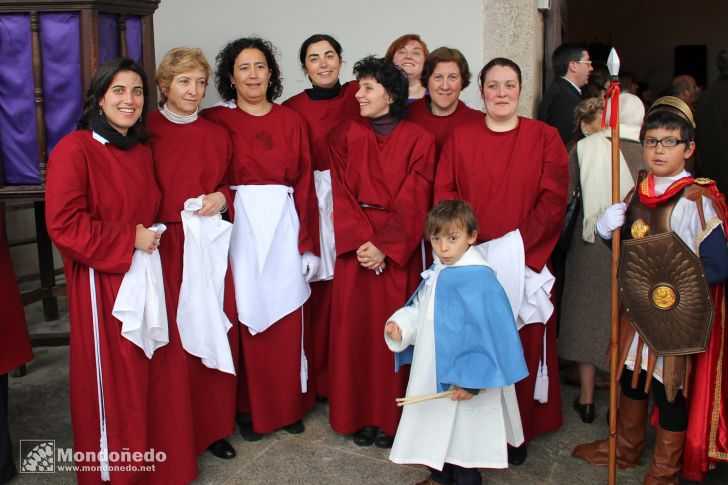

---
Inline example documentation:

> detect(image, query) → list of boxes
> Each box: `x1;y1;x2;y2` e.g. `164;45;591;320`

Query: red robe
146;110;239;454
435;116;568;443
45;131;197;484
406;97;482;157
327;118;436;436
0;209;32;376
282;80;360;397
201;104;319;433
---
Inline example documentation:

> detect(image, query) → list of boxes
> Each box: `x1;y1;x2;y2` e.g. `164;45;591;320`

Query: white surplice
229;185;311;334
112;223;168;358
176;197;235;374
385;249;524;470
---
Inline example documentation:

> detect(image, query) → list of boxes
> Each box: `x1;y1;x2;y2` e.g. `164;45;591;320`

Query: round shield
618;232;714;356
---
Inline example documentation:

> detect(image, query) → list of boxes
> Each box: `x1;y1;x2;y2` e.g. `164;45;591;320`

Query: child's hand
385;321;402;341
596;202;627;239
450;386;475;401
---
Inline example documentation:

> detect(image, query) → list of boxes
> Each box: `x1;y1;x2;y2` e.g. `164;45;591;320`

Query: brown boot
572;394;647;468
643;426;686;485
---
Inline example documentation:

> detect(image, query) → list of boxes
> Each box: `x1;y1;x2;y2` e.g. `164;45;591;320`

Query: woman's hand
197;192;226;216
450;386;475;401
135;224;160;254
357;241;386;271
385;321;402;342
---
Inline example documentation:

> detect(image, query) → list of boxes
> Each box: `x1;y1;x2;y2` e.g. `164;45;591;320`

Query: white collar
92;131;109;145
160;104;198;124
561;76;582;94
433;246;490;269
653;170;691;195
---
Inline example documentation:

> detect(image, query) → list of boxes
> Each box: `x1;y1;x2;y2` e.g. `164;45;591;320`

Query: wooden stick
396;390;455;406
608;75;622;485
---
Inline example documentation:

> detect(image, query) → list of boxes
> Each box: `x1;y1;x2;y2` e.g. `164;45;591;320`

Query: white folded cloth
177;196;235;374
310;170;335;281
113;223;169;358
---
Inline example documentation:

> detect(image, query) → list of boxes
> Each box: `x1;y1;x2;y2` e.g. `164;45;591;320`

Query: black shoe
208;439;236;459
572;397;595;424
237;413;264;442
374;429;394;449
353;426;377;446
507;444;528;466
283;420;305;434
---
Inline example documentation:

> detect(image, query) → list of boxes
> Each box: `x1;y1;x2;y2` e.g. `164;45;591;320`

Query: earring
230;82;235;88
99;107;103;116
268;80;272;87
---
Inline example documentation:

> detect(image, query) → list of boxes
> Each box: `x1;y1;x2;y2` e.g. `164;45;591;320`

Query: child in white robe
385;200;528;485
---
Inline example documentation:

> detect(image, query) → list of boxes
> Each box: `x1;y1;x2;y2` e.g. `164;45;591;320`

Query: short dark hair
214;36;283;102
298;34;343;67
353;56;409;119
78;57;149;140
552;42;586;77
425;200;479;238
421;47;471;90
385;34;429;61
640;109;694;144
478;57;522;91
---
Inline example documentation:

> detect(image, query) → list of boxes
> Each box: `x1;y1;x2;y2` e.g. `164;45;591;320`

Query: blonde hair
156;47;211;107
573;97;604;135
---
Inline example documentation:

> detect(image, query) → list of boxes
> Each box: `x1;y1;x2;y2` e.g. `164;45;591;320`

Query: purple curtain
99;13;118;64
40;13;83;162
0;14;40;184
125;16;143;64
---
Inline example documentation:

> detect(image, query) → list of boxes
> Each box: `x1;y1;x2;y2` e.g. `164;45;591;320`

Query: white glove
301;252;320;282
595;203;627;239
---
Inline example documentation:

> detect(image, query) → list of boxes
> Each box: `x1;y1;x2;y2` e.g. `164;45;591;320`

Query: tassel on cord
90;269;111;481
533;329;549;403
300;307;308;393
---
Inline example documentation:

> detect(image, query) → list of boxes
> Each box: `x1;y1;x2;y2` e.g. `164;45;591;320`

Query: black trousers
429;463;482;485
0;374;16;484
620;367;688;432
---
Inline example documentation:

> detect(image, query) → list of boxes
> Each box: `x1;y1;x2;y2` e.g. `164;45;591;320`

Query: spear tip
607;48;621;77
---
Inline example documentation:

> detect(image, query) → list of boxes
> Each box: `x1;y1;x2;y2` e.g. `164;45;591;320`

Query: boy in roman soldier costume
572;96;728;483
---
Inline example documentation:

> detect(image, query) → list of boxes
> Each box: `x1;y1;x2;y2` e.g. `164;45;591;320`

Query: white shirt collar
653;170;691;195
561;76;582;95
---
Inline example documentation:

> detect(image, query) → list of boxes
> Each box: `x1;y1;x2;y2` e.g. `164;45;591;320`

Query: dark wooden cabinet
0;0;160;323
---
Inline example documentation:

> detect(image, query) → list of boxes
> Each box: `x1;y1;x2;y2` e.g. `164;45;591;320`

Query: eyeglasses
641;137;687;148
576;60;592;65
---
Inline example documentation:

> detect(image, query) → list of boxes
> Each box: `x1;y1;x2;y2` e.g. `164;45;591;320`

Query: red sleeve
292;118;320;255
519;126;569;270
45;135;135;273
328;124;375;256
433;136;459;203
371;133;435;267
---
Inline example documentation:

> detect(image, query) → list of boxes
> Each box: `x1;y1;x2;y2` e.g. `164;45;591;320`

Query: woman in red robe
46;58;197;484
202;37;320;440
385;34;429;102
282;34;360;399
434;57;568;465
406;46;482;157
147;48;238;460
327;56;436;448
0;209;33;484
